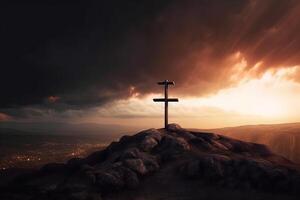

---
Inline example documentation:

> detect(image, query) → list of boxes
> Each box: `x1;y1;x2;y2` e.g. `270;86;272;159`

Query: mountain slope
1;124;299;200
195;123;300;163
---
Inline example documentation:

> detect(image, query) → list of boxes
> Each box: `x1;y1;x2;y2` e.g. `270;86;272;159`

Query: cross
153;80;179;129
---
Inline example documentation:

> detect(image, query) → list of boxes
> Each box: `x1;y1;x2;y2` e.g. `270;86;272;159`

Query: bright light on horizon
82;65;300;129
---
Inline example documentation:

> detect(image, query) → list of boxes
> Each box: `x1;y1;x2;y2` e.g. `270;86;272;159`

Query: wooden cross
153;80;179;129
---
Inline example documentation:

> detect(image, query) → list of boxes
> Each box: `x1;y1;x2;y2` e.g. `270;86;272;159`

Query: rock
201;155;230;178
69;191;102;200
291;175;300;194
84;150;108;166
121;149;159;172
155;135;190;161
59;171;96;192
168;128;196;140
269;168;287;182
96;171;124;191
19;172;67;193
120;147;141;161
225;177;239;189
218;140;233;150
69;191;88;200
85;171;97;184
122;168;140;189
140;136;158;151
181;155;231;181
119;135;132;143
195;132;220;141
177;131;196;140
210;140;229;151
189;137;216;151
141;155;160;172
159;135;190;152
88;192;103;200
276;179;291;192
142;128;162;142
80;164;95;171
181;160;200;178
227;139;255;154
123;159;147;175
166;123;182;131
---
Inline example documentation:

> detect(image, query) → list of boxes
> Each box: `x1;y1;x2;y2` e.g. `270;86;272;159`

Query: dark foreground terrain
1;124;300;200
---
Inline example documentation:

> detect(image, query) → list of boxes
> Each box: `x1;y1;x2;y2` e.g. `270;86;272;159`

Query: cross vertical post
153;80;179;129
164;82;168;128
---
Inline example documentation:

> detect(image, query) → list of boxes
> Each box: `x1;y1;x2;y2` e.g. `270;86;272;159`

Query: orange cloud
48;96;60;103
0;113;12;121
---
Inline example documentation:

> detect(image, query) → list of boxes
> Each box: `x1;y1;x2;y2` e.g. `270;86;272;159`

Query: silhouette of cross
153;80;179;129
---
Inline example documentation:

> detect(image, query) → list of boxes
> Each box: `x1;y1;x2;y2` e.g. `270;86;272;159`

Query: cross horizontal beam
153;98;179;102
157;81;175;85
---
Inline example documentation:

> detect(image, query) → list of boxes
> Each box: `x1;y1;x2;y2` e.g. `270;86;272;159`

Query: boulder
155;135;190;161
181;160;200;178
189;137;216;151
123;159;147;175
143;128;162;142
199;156;226;181
122;168;140;189
21;173;67;193
121;149;159;172
96;171;124;192
80;164;95;172
139;136;158;152
170;129;196;140
119;135;132;144
120;148;141;161
210;141;229;151
181;155;231;181
84;150;108;166
177;131;196;140
59;171;96;192
141;155;160;172
159;135;190;152
166;123;182;131
194;132;220;141
218;140;233;150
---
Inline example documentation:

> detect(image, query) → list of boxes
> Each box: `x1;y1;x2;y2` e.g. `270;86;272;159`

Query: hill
194;122;300;163
1;124;299;200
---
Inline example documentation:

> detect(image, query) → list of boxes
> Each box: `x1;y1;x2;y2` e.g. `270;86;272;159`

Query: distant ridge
0;122;139;136
192;122;300;164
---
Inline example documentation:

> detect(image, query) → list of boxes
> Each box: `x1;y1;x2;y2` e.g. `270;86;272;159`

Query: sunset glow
80;65;300;129
2;0;300;130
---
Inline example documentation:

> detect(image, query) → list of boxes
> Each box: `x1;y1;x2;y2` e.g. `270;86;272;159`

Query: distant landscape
1;122;299;170
195;122;300;164
0;122;139;169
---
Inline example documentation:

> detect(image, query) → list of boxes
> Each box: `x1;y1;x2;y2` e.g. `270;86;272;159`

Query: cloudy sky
1;0;300;128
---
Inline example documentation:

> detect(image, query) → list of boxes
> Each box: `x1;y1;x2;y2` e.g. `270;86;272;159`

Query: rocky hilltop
1;124;300;200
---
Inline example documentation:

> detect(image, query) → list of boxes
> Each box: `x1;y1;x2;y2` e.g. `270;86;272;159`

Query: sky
1;0;300;129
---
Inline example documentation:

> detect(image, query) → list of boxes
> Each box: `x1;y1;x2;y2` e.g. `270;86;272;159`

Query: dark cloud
1;0;300;117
